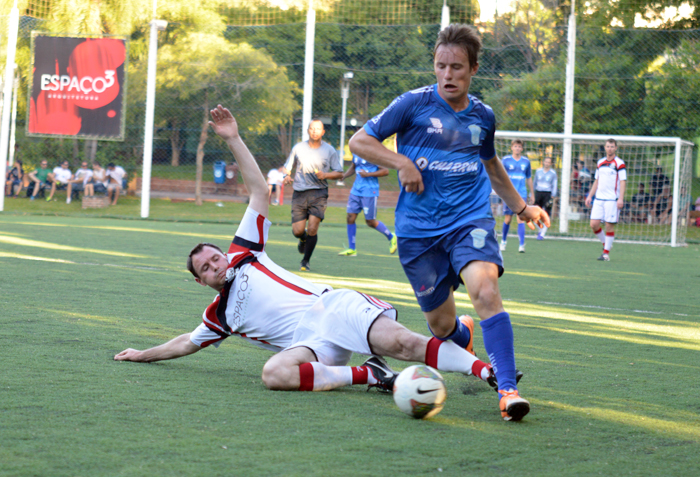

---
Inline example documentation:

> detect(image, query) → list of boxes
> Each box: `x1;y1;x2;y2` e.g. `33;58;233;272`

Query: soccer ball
392;365;446;419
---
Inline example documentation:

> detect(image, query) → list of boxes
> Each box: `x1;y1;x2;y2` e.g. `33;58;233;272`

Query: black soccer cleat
363;356;398;393
299;260;311;272
486;367;524;392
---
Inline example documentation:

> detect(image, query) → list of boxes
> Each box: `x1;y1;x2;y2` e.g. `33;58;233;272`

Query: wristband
517;204;528;215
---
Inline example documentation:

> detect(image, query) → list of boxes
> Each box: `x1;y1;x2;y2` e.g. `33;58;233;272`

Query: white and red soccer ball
393;365;446;419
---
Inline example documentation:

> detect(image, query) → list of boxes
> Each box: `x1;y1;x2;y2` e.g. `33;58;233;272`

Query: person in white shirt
46;160;72;202
66;161;93;204
267;167;285;205
105;163;127;205
585;139;627;261
114;105;512;401
86;162;107;197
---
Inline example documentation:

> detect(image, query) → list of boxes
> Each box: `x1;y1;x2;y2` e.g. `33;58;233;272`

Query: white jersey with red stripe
189;208;330;352
594;156;627;200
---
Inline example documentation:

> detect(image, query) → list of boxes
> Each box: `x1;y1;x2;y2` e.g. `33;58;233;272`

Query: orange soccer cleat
499;389;530;421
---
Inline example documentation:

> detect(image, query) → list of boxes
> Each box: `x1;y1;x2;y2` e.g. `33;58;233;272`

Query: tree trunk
277;118;293;159
83;139;98;162
73;139;80;162
170;119;181;167
194;93;209;206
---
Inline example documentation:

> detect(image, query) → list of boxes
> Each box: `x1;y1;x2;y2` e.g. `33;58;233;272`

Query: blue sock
480;312;517;396
375;221;393;240
428;316;471;348
347;223;356;250
502;221;510;242
517;223;526;246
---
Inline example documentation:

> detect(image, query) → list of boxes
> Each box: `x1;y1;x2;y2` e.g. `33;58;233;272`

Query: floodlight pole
441;0;450;30
301;0;316;141
0;0;19;212
141;0;167;219
338;72;352;162
559;0;576;234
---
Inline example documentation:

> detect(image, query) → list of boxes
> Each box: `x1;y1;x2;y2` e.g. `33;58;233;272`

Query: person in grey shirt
283;119;343;271
533;156;557;239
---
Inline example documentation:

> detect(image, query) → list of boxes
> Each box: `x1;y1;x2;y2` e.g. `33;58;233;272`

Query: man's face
605;141;617;156
308;121;325;141
81;162;88;169
543;158;552;169
61;161;69;169
192;246;228;290
434;44;478;108
511;143;523;156
40;161;48;169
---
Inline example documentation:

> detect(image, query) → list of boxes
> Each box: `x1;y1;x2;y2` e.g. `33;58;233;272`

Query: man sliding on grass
115;105;520;408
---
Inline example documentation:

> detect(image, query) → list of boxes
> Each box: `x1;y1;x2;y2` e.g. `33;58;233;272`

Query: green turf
1;211;699;476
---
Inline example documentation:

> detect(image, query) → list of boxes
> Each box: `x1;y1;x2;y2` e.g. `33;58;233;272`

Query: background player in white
500;139;534;253
585;139;627;261
349;24;548;421
115;105;509;400
533;156;558;239
337;154;397;256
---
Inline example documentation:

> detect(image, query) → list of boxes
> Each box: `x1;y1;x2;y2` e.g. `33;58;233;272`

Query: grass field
1;200;699;476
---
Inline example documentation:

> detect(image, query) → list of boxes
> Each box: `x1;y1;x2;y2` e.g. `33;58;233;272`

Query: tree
156;32;298;204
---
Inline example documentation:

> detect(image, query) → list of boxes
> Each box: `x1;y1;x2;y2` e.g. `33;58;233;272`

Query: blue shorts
346;193;378;220
398;219;504;312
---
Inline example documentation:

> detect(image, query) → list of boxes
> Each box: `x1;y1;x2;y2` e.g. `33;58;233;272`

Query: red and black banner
28;34;127;140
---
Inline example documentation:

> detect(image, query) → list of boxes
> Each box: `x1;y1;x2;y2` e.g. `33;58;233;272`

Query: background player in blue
500;139;534;253
350;24;549;421
338;154;398;256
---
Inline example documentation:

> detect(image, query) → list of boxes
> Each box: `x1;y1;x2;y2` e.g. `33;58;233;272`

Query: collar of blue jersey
431;84;476;115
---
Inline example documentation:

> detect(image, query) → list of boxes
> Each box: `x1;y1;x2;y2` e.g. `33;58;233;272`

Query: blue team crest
468;125;481;145
470;228;488;249
415;157;429;171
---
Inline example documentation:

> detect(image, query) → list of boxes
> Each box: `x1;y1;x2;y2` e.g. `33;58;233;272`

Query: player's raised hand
209;105;239;142
518;205;550;230
398;160;424;194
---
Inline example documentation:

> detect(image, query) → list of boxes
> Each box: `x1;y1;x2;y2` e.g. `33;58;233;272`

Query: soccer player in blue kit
349;24;549;421
500;139;534;253
338;154;398;256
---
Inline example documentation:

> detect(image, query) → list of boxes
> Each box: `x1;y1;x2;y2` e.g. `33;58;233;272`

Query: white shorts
590;199;619;223
286;289;397;366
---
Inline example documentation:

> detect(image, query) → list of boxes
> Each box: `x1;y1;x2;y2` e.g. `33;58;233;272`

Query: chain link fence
2;0;699;240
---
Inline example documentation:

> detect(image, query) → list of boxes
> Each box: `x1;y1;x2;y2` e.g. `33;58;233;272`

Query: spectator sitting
46;160;73;202
27;159;53;200
86;162;107;197
653;184;672;225
105;162;127;205
66;161;93;204
694;196;700;212
650;166;669;201
267;166;284;205
5;160;24;197
630;182;651;223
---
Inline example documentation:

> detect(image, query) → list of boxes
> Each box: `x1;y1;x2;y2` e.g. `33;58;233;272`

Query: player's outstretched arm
114;333;201;363
349;129;424;194
483;156;549;230
209;105;269;217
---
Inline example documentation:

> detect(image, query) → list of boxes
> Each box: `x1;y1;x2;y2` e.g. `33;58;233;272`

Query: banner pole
0;0;19;212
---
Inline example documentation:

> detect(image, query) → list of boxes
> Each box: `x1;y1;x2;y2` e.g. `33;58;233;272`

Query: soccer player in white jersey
585;139;627;261
114;105;517;401
349;24;549;421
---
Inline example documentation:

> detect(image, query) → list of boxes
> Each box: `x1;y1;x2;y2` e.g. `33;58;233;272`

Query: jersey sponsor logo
428;161;478;175
231;271;251;328
427;117;443;134
468;124;481;145
415;157;429;171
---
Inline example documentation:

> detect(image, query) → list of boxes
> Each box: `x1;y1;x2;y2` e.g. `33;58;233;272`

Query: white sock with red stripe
298;362;377;391
424;337;491;381
593;227;605;244
604;232;614;254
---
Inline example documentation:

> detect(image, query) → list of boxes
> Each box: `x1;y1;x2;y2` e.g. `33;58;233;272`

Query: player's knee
469;283;499;311
346;214;356;224
261;361;288;390
366;219;378;228
393;332;426;361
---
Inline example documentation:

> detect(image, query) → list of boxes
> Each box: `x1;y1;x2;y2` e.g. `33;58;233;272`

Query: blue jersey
363;84;497;238
501;155;531;199
350;155;381;197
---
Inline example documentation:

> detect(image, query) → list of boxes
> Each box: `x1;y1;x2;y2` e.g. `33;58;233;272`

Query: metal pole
440;0;450;30
141;0;163;219
559;0;576;234
670;138;681;247
301;0;316;141
9;71;18;166
0;0;19;212
338;78;350;160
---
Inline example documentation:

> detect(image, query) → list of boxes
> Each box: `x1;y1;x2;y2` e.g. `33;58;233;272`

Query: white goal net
494;132;694;246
